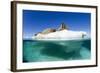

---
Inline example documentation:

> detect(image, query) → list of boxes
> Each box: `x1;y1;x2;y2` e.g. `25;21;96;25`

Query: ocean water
23;39;91;63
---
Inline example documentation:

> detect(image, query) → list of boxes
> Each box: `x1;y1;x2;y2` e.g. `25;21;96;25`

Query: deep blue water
23;39;91;63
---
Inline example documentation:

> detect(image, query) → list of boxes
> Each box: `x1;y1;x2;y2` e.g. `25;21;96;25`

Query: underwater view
23;39;91;63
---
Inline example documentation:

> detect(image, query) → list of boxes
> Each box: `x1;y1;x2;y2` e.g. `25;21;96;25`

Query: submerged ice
23;39;91;62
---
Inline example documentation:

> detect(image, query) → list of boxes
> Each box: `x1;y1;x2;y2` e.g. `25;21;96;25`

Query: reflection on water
23;39;91;63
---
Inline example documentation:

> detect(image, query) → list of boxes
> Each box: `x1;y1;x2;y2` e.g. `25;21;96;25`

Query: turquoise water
23;39;91;63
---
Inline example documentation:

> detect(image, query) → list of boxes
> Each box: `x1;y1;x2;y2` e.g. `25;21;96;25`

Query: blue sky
23;10;91;39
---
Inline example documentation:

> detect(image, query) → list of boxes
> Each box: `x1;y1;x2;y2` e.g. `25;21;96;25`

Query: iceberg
32;23;87;40
32;30;87;40
31;23;89;53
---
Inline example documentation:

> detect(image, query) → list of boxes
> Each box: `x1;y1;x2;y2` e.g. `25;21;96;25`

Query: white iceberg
32;23;87;40
32;29;87;40
31;23;89;53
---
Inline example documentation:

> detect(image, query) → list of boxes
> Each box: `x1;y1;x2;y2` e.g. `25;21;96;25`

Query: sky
23;10;91;39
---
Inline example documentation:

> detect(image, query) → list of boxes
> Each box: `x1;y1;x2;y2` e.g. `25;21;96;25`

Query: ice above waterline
32;30;87;40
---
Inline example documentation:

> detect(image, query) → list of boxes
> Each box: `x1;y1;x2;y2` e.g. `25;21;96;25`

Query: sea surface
23;39;91;63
